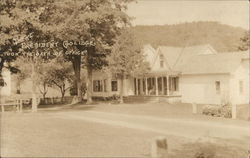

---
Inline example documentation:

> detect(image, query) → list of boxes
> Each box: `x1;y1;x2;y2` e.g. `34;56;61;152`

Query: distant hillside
131;21;247;52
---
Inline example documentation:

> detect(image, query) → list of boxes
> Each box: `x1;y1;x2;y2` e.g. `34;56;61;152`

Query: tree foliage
40;0;134;102
46;56;74;101
0;0;135;104
108;29;150;103
108;29;150;76
14;56;51;98
0;0;57;110
0;0;55;72
238;31;250;51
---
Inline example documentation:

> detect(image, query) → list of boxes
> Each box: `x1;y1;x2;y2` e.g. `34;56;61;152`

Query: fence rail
40;96;74;105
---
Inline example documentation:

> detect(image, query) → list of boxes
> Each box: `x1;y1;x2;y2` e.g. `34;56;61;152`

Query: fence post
192;103;197;114
51;97;54;104
1;105;4;113
20;99;23;112
232;104;237;119
151;136;168;158
16;100;20;112
37;98;40;105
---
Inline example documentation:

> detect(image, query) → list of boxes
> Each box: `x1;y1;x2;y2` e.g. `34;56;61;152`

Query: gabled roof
175;51;249;75
152;44;249;75
143;44;157;68
158;44;217;70
157;46;183;69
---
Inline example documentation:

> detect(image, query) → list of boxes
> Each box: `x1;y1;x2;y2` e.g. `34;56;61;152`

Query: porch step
123;96;182;104
124;96;162;104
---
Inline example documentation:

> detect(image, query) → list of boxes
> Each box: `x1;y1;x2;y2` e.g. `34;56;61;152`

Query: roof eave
181;72;231;76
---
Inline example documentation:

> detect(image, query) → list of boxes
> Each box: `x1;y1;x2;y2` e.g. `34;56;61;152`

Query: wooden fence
40;96;74;105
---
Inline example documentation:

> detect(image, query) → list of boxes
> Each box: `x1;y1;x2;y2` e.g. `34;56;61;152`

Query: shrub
202;105;221;117
202;104;232;118
220;105;232;118
111;94;120;100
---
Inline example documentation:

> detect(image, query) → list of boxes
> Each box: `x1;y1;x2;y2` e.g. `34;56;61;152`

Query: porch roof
135;70;181;77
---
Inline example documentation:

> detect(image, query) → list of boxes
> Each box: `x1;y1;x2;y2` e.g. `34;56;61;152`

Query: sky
127;0;249;30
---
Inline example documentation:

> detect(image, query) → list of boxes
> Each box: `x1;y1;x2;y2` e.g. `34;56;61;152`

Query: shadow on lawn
37;102;97;112
168;138;248;158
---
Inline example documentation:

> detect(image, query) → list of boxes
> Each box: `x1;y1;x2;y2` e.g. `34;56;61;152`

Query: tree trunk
0;59;4;75
61;91;65;103
86;66;93;104
72;56;82;102
42;82;47;100
61;85;65;103
120;73;124;104
31;62;37;112
43;93;46;100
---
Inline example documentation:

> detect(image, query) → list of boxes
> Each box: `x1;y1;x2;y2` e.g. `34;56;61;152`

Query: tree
14;56;73;102
14;56;51;100
0;0;22;80
36;61;52;100
46;56;74;102
0;0;57;111
70;70;87;99
1;0;135;105
42;0;134;103
238;31;250;51
12;57;30;94
0;0;55;71
108;29;150;103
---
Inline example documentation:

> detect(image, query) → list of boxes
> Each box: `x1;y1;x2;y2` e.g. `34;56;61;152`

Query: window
16;89;21;94
111;80;118;91
160;54;164;68
239;80;244;94
93;80;103;92
169;77;179;91
215;81;220;94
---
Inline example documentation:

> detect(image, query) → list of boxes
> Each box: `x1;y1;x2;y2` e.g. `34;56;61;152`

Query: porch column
166;75;170;96
145;77;148;95
137;78;140;95
102;80;104;93
161;77;164;95
155;76;159;96
135;78;138;95
140;78;143;95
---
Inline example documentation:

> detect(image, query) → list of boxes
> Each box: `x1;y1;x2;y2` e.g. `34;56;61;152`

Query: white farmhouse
92;44;249;105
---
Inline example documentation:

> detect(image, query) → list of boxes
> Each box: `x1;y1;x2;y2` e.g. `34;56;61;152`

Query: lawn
0;105;249;158
67;102;250;126
0;112;185;157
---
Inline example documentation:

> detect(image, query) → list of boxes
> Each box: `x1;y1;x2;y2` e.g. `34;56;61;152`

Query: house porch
132;71;181;103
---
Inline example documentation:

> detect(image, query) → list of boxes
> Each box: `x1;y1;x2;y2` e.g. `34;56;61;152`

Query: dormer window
160;54;164;68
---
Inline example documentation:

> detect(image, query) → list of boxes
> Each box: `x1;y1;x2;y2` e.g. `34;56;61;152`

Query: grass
169;141;248;158
0;112;187;157
236;104;250;120
1;107;249;158
74;102;250;127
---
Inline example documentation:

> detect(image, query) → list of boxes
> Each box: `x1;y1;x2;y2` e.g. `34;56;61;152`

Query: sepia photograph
0;0;249;157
